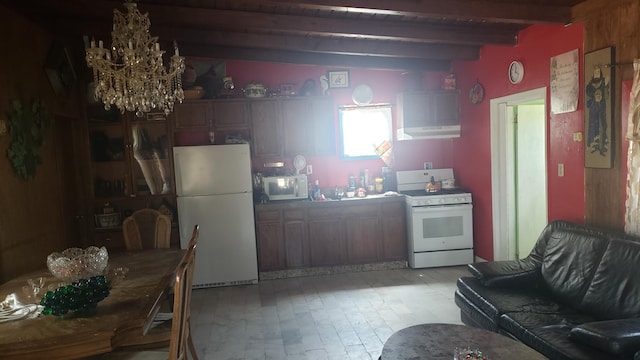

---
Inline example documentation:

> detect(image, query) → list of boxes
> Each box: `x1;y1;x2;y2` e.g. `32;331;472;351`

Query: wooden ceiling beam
178;43;453;71
192;0;574;25
68;20;482;61
134;4;518;46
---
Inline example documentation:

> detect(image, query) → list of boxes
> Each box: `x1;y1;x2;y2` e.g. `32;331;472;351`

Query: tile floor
190;265;469;360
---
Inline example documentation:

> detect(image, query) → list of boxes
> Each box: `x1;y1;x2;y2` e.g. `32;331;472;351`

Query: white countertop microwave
263;174;308;201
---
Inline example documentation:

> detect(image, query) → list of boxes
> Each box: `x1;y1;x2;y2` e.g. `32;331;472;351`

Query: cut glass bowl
47;246;109;282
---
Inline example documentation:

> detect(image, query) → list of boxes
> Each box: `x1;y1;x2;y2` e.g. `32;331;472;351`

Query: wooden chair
122;209;172;250
109;225;200;360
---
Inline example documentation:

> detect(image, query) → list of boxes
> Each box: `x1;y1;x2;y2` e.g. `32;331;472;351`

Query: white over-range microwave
263;174;308;201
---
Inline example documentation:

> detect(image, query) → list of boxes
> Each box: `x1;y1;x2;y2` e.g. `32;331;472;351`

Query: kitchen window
339;104;393;159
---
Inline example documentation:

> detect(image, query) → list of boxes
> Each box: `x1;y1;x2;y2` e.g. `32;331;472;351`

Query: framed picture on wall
328;70;349;88
584;46;614;168
45;41;76;96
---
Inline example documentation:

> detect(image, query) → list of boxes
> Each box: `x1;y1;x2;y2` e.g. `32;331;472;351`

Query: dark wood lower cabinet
256;221;285;271
380;202;407;261
346;216;380;264
309;219;347;266
255;197;407;272
283;220;309;267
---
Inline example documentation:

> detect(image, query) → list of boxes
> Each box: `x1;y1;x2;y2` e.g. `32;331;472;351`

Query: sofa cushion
457;276;559;324
499;312;613;360
541;229;609;306
570;319;640;356
467;258;542;288
580;239;640;319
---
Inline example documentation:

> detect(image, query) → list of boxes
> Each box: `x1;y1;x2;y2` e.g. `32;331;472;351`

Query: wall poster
584;46;614;168
550;49;579;114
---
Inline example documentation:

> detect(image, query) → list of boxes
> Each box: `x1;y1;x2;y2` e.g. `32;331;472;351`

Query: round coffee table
381;323;547;359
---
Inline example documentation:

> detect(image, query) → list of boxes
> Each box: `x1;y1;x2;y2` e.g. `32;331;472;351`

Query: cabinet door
88;106;128;200
380;202;407;261
281;98;311;155
432;91;460;126
309;219;346;266
256;221;285;271
346;216;380;264
172;101;211;129
212;100;248;129
282;97;335;156
283;220;309;267
250;100;281;156
311;97;336;155
398;91;459;129
129;116;173;196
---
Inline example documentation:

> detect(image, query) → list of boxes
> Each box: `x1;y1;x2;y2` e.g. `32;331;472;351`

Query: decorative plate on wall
470;80;485;104
352;84;373;105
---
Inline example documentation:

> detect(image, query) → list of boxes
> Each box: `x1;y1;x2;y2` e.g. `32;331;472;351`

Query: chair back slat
123;209;171;250
168;225;199;360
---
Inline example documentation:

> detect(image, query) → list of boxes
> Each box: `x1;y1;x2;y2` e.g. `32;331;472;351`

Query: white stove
396;169;474;268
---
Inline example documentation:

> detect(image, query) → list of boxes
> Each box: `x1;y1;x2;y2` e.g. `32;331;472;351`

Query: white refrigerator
173;143;258;288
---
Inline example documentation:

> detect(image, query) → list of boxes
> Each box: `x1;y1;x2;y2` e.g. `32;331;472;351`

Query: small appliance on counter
262;174;308;201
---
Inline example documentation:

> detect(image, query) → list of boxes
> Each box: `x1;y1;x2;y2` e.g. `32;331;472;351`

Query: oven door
410;203;473;252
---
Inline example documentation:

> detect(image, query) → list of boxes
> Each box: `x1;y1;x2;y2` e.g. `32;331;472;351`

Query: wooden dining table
0;248;185;360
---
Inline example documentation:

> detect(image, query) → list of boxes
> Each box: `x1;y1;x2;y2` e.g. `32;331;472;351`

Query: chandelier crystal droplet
85;1;185;117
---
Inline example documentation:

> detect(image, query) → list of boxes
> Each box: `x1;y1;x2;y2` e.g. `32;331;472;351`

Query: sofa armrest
569;318;640;356
467;258;541;288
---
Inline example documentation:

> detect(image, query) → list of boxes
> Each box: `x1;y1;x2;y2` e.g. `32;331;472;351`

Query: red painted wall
452;24;586;260
185;23;585;262
209;60;458;187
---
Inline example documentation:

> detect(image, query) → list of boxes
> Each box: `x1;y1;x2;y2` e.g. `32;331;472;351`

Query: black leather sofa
455;220;640;360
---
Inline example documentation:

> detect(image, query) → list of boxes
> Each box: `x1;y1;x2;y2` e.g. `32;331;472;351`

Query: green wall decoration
7;100;53;180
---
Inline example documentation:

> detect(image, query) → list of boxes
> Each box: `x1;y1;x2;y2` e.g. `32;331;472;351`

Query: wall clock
508;61;524;84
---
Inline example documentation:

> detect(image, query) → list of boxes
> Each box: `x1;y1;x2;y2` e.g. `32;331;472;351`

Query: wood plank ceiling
3;0;586;71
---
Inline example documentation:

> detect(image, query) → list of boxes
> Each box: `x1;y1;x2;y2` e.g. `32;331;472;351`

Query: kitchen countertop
255;192;404;209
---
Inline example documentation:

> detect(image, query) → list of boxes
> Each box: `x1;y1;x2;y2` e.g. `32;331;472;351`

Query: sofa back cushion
541;229;609;306
580;239;640;319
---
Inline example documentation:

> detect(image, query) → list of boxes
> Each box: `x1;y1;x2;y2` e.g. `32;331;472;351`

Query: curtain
624;59;640;235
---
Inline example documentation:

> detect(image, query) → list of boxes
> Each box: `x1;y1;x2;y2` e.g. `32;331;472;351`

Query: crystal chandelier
85;1;185;117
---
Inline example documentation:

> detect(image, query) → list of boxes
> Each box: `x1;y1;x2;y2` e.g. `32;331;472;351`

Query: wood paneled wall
574;0;640;228
0;5;86;283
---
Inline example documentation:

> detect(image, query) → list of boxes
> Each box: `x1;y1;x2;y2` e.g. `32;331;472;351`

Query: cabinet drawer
381;201;404;213
308;206;343;219
343;204;378;217
256;209;281;222
283;209;305;220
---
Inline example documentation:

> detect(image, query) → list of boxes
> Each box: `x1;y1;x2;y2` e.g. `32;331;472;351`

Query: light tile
191;266;465;359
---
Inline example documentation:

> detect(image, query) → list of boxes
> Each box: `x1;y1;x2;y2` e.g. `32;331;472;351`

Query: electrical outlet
572;132;582;142
558;163;564;177
306;165;312;175
424;162;433;170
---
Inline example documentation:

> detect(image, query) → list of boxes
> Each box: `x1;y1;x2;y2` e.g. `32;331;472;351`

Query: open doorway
490;88;548;260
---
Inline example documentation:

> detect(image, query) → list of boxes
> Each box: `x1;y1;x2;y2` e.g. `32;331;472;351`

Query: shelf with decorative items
86;105;179;250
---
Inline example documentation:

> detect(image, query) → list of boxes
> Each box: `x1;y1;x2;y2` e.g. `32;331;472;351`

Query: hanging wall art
584;46;615;168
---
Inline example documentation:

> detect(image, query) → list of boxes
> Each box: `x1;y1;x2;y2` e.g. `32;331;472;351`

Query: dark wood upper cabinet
281;96;335;157
172;101;211;130
212;99;248;130
249;99;281;157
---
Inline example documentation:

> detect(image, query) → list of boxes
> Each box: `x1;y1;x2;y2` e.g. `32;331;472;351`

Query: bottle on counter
314;179;321;200
375;177;383;193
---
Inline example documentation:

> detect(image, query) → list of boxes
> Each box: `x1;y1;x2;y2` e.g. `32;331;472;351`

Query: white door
490;88;548;261
514;103;547;258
